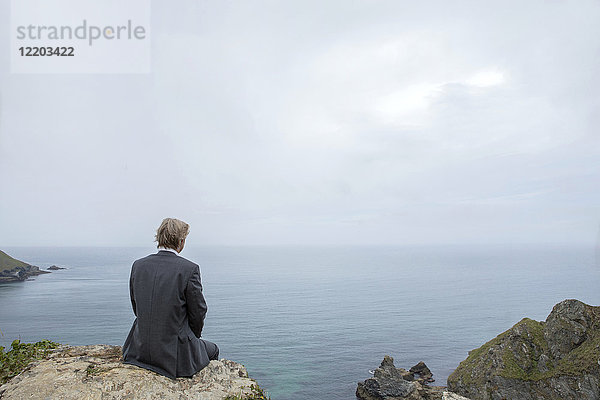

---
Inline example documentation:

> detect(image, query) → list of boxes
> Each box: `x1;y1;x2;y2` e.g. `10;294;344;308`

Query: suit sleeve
129;263;137;316
185;265;208;338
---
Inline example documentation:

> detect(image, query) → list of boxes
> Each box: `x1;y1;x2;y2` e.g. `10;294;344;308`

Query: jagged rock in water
447;299;600;400
410;361;434;383
357;356;417;399
0;344;263;400
47;265;67;270
357;355;455;399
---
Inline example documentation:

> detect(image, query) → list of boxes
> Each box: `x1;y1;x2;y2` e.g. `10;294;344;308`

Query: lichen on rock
0;344;265;400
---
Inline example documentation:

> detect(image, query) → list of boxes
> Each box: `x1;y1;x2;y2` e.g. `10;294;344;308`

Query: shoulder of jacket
178;257;200;271
133;254;154;264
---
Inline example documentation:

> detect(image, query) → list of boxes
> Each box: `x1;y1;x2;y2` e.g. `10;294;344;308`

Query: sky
1;0;599;247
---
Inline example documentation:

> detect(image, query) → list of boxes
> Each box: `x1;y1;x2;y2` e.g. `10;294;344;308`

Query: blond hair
155;218;190;250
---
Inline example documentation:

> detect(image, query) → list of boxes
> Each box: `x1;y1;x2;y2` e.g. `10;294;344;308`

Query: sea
1;245;599;399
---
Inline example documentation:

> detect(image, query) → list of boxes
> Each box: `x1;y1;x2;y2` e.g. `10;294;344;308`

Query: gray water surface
1;245;598;399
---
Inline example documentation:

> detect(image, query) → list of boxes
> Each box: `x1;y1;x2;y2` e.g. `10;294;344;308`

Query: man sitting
122;218;219;378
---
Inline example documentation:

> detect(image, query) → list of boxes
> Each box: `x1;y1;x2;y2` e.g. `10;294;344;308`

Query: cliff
356;299;600;400
0;250;49;282
0;344;266;400
447;299;600;400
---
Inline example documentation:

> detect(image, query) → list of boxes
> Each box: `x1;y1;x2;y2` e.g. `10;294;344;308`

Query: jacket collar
157;247;179;255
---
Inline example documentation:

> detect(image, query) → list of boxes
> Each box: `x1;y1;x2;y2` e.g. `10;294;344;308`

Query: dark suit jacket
122;250;209;378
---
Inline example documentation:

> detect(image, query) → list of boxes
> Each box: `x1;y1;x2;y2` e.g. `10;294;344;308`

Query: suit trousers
203;339;220;361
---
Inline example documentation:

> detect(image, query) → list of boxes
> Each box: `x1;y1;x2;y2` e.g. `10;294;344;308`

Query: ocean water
1;245;599;399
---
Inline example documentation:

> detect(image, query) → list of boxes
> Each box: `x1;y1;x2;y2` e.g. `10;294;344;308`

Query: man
122;218;219;379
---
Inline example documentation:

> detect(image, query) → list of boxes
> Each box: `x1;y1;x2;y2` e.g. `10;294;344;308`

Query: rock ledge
0;344;261;400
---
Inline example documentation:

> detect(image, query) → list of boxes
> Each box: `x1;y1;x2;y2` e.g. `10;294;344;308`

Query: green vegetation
499;318;600;381
0;339;60;384
0;250;30;273
449;318;549;385
224;383;270;400
86;363;101;376
448;323;512;386
553;332;600;376
499;318;548;380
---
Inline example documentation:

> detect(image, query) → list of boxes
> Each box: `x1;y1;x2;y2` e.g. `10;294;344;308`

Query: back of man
122;218;219;379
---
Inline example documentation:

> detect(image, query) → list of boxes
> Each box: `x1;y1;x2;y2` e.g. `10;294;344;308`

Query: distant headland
0;250;52;282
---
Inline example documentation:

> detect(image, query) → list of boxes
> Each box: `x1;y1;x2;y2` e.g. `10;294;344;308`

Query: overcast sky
1;0;599;247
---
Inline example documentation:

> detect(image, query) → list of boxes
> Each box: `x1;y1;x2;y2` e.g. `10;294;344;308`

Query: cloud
0;0;599;245
466;70;506;88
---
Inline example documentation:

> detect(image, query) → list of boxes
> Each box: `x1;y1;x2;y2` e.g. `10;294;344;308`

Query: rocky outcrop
47;265;66;270
356;356;468;400
0;249;50;282
0;264;49;282
447;299;600;400
0;345;264;400
410;361;434;383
